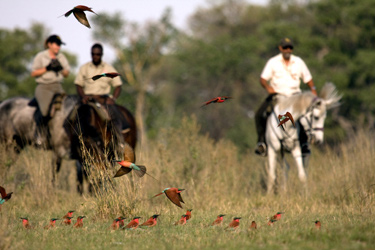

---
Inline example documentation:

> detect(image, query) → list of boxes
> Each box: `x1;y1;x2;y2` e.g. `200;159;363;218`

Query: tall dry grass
0;116;374;249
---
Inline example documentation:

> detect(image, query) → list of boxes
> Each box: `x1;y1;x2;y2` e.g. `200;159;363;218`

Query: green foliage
0;23;77;99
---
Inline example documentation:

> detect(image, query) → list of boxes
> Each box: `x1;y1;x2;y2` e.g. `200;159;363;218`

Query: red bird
185;209;193;221
278;112;295;127
271;212;283;221
201;96;232;107
63;216;73;225
117;216;126;228
62;210;75;219
20;217;32;229
0;185;13;211
249;221;257;230
124;217;141;230
44;218;59;229
175;214;188;225
63;5;97;28
226;217;241;230
152;188;185;208
74;216;85;228
110;218;120;230
211;214;225;226
315;220;321;230
92;72;121;81
140;214;160;227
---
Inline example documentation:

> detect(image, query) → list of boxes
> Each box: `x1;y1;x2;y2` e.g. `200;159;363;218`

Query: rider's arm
31;67;47;77
306;80;317;96
260;77;276;95
112;86;121;101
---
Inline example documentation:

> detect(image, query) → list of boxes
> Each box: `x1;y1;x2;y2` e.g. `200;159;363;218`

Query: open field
1;118;375;249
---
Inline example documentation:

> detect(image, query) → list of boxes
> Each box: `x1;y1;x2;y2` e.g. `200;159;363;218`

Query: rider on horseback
74;43;130;142
255;37;317;157
31;35;70;147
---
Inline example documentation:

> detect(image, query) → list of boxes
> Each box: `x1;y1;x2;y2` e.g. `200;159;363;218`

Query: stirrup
255;142;267;157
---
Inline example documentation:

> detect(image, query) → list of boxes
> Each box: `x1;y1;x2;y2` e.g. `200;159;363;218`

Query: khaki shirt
261;54;312;97
32;49;70;85
75;61;122;95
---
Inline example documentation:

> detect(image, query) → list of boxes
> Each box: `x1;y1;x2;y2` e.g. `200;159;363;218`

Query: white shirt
260;54;312;97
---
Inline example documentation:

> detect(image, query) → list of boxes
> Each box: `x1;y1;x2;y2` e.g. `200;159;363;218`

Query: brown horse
64;100;137;194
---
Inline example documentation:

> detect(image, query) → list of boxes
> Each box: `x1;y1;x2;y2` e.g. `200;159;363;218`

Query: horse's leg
51;154;62;187
280;150;289;193
291;146;307;193
76;160;84;195
267;147;278;194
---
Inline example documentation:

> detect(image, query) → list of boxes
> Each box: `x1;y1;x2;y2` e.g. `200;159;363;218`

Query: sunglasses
282;45;293;50
91;53;102;56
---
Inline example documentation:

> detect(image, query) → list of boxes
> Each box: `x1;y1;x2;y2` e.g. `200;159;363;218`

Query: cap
45;35;65;46
279;37;293;48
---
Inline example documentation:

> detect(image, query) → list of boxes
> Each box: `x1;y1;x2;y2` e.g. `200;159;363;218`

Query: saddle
28;93;66;118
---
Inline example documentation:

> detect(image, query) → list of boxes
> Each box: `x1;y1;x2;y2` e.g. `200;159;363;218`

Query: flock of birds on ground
0;4;305;235
2;185;321;231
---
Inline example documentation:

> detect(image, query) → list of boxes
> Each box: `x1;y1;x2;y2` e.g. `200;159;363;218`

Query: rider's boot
34;115;50;149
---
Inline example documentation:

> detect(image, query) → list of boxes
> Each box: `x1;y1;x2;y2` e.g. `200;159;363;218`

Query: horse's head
299;83;342;144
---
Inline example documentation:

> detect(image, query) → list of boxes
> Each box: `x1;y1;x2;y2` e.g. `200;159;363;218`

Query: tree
92;9;177;149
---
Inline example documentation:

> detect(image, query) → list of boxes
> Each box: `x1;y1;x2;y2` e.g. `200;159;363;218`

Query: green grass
1;118;375;249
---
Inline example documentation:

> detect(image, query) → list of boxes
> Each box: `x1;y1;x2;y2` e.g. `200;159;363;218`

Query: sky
0;0;268;72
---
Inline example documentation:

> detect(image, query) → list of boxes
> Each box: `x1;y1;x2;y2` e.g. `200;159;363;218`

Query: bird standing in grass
140;214;160;227
268;219;277;226
226;217;241;230
20;217;32;229
124;217;141;230
110;218;120;230
175;215;188;225
63;216;73;226
117;217;126;228
63;210;75;219
74;216;85;228
271;212;283;221
185;209;193;221
152;188;185;208
0;186;13;211
211;214;225;226
249;221;257;230
315;220;321;230
62;5;97;28
44;218;59;229
201;96;232;107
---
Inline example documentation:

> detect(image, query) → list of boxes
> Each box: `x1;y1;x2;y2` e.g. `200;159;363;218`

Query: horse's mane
278;82;341;113
319;82;342;109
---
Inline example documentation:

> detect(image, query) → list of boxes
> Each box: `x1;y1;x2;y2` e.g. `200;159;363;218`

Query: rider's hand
50;59;63;72
105;98;115;105
46;62;53;71
81;95;90;104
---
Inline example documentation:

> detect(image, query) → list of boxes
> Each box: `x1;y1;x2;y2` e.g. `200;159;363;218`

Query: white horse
265;82;341;193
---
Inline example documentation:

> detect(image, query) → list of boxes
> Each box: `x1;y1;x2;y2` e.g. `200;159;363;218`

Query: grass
1;117;375;249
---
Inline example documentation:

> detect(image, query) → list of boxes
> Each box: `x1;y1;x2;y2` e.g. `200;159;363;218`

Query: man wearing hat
31;34;70;146
254;37;317;156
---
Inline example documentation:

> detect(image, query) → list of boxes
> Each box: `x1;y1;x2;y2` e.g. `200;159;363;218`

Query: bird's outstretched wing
0;186;6;199
201;97;219;107
73;11;90;28
164;189;183;208
285;112;295;127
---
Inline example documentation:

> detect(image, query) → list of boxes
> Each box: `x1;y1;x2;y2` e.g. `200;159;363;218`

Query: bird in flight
63;5;97;28
278;112;295;127
0;185;13;211
201;96;232;107
91;72;121;81
152;188;185;208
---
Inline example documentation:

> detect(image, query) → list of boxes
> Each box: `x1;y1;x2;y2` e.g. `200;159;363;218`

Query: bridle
300;97;324;142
